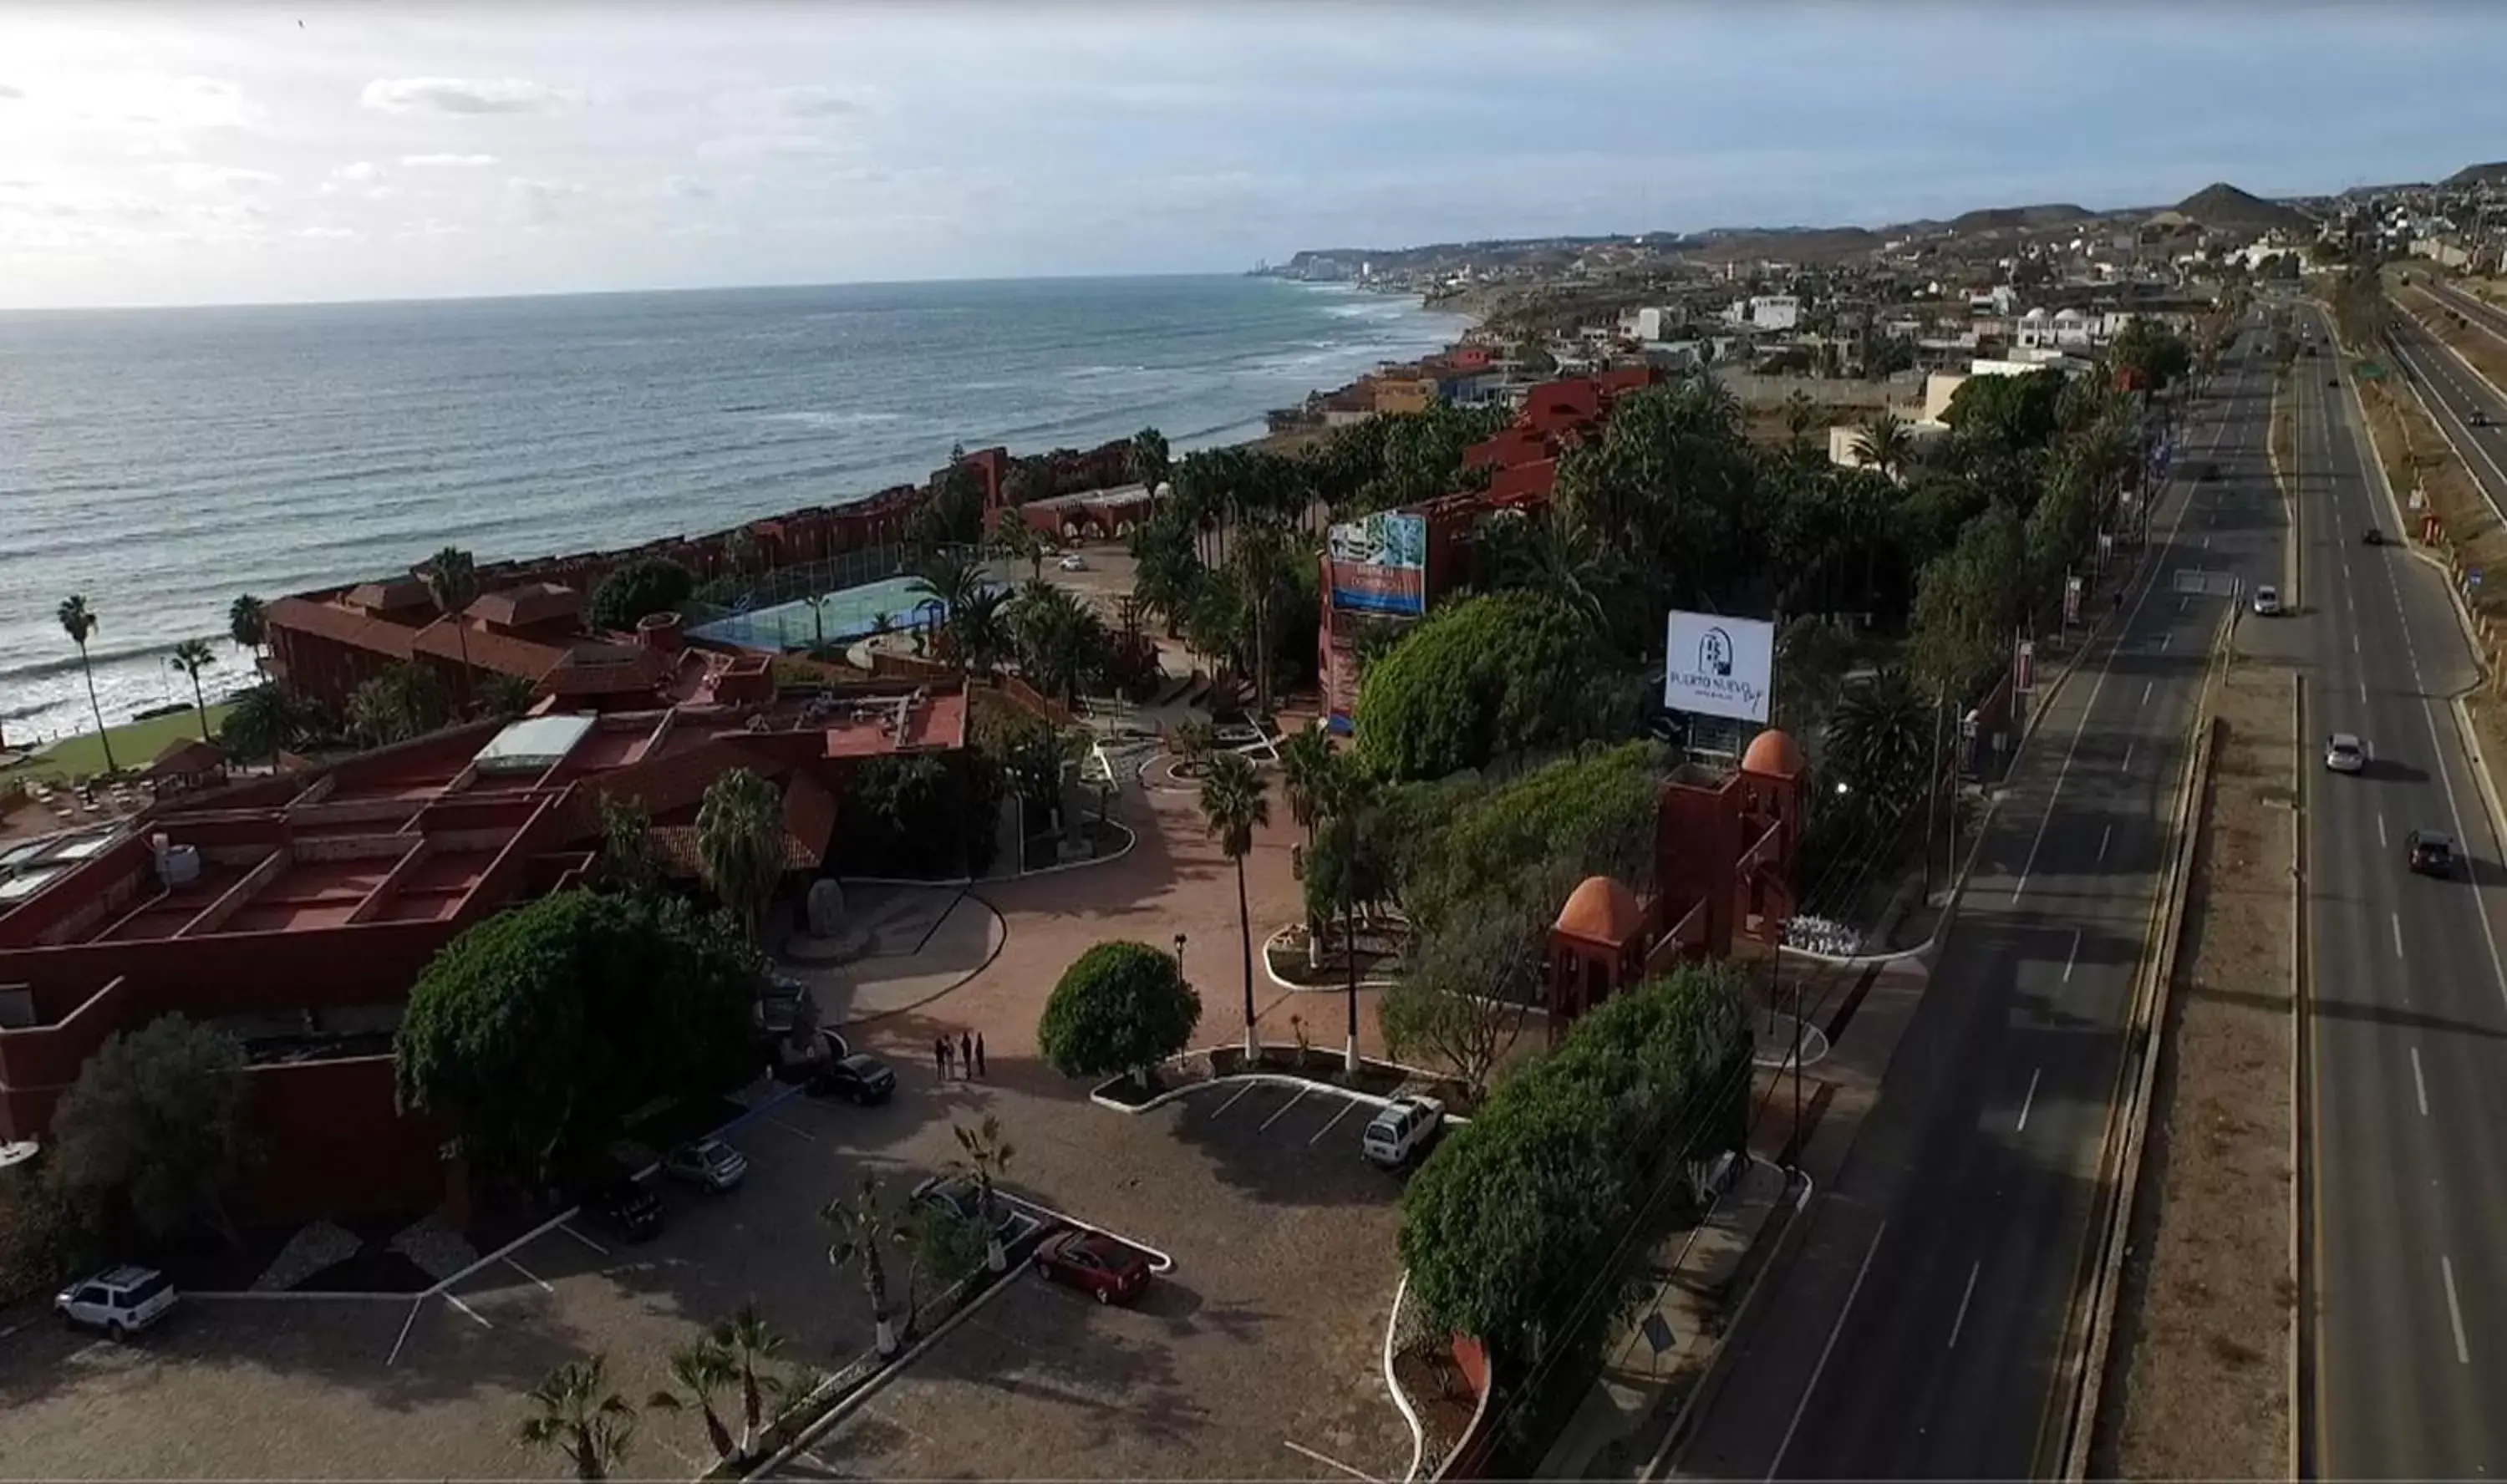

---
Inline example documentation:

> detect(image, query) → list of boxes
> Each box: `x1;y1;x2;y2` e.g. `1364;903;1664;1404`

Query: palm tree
1316;756;1380;1075
714;1302;787;1460
1850;410;1915;481
946;1115;1016;1272
168;638;219;743
821;1171;901;1357
945;587;1014;678
1782;389;1821;461
1228;521;1298;720
646;1339;739;1465
1129;425;1172;492
1276;719;1335;851
56;596;116;775
696;767;786;942
1824;666;1933;804
907;549;987;615
802;593;834;657
1012;583;1107;708
219;683;301;769
226;594;267;671
516;1354;637;1482
597;794;665;898
422;546;479;713
1198;750;1272;1058
988;509;1045;582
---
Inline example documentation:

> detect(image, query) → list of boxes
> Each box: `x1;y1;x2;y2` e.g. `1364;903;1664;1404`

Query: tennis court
686;574;946;652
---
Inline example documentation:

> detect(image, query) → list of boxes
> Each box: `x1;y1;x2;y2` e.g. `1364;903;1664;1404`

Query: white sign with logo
1662;612;1775;724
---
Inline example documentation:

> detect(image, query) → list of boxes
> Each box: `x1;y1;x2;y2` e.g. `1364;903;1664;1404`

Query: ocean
0;275;1468;746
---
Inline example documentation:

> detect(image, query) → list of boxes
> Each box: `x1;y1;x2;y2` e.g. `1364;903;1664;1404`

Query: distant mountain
2170;182;2314;233
2443;160;2507;188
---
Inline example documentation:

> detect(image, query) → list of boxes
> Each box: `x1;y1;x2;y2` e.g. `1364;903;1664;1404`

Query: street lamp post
1174;933;1187;982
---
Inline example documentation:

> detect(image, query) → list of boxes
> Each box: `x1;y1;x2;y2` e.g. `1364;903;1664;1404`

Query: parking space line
505;1256;554;1293
556;1222;608;1258
1208;1083;1260;1120
762;1113;816;1143
1309;1099;1360;1146
1283;1439;1380;1482
384;1297;424;1368
440;1291;494;1329
1258;1086;1309;1131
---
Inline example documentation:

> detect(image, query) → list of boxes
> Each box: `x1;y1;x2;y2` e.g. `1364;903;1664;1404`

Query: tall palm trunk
77;643;116;774
1341;859;1361;1074
188;670;211;742
1237;852;1260;1058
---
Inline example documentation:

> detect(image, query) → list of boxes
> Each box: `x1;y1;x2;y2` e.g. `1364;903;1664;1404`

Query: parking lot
777;1078;1418;1481
0;1070;1419;1481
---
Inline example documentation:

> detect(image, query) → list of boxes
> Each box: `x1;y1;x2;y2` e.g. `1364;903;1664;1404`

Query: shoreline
3;284;1472;754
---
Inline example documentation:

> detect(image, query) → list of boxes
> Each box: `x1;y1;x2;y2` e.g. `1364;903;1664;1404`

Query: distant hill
2443;160;2507;188
1946;203;2094;234
2171;181;2314;234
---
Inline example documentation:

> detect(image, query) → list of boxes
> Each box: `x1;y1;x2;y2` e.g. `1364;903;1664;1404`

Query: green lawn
8;704;235;785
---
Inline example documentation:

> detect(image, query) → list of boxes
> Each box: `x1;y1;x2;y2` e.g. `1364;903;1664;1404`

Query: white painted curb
1383;1270;1428;1484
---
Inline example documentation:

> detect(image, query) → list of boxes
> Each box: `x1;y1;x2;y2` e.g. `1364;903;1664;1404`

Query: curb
1382;1271;1428;1484
825;891;1010;1031
835;813;1141;891
1642;1166;1815;1480
1087;1053;1472;1126
2376;321;2502;668
2291;672;2312;1483
1261;922;1405;994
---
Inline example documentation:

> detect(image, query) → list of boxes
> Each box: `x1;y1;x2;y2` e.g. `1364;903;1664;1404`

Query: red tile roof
266;597;419;661
469;582;584;630
409;619;569;682
144;736;226;780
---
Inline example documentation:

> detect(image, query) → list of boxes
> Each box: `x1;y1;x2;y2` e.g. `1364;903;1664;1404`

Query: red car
1033;1230;1152;1304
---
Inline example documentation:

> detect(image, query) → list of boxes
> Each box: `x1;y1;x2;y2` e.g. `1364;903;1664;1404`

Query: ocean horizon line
0;267;1341;319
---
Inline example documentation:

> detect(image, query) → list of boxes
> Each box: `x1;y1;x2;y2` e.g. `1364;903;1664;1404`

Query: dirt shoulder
2100;646;2295;1479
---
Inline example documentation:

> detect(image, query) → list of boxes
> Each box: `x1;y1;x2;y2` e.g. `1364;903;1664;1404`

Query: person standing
974;1032;988;1080
959;1029;974;1080
935;1035;953;1079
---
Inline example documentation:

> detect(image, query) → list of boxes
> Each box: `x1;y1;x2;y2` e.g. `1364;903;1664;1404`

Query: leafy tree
56;595;116;774
168;638;220;743
47;1014;255;1248
989;507;1047;582
946;1115;1016;1271
587;557;695;633
395;892;761;1190
696;766;788;940
517;1354;637;1482
898;1204;989;1324
2109;317;2194;393
1943;368;2066;453
1554;377;1758;615
821;1171;903;1356
1037;940;1202;1085
1353;592;1602;782
1908;504;2029;696
226;593;267;665
348;660;450;747
1198;750;1272;1056
475;672;537;720
1379;909;1536;1098
422;546;480;711
1771;615;1853;739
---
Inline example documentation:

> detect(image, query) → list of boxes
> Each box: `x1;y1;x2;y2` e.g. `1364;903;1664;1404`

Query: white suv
1361;1096;1445;1169
55;1265;176;1339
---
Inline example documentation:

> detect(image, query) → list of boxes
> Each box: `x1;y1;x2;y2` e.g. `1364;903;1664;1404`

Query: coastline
0;277;1469;749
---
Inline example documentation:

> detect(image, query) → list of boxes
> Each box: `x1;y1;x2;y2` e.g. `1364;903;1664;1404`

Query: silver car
2325;733;2365;774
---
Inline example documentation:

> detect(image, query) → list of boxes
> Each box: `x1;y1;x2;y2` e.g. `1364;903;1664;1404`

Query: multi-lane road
2292;289;2507;1479
1674;329;2279;1480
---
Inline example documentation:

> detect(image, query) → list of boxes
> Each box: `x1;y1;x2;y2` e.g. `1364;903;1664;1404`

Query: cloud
694;133;852;161
506;175;587;225
0;84;23;100
770;85;862;119
360;77;564;116
164;164;279;192
400;153;500;168
651;175;714;201
293;226;359;240
336;160;382;183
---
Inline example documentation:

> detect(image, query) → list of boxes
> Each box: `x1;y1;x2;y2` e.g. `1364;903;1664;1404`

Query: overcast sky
2;3;2501;309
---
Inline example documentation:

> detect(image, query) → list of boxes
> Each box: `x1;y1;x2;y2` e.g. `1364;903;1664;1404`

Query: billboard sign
1662;611;1774;724
1324;636;1362;735
1326;511;1428;617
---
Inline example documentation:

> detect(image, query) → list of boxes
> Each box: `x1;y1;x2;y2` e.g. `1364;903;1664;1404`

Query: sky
1;2;2503;309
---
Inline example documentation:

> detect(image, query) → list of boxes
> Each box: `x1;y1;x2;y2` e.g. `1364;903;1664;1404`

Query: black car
807;1052;898;1105
2327;376;2342;389
2363;527;2385;546
2474;409;2492;429
582;1176;664;1242
2407;829;2459;878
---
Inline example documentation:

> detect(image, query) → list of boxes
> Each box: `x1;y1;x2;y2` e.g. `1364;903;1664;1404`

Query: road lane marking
2443;1256;2471;1365
2359;681;2368;704
1948;1259;1982;1349
2062;928;2081;982
2177;595;2189;613
1283;1440;1378;1482
2142;679;2153;705
2098;825;2113;863
2393;912;2406;961
1208;1084;1259;1120
2200;535;2210;550
2121;743;2134;773
2016;1067;2042;1131
2378;814;2389;849
2411;1047;2429;1116
1257;1086;1309;1131
1306;1099;1357;1146
2159;632;2170;652
2352;631;2361;655
1771;1218;1887;1481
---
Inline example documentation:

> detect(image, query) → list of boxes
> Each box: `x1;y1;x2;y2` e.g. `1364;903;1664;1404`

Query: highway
2295;293;2507;1478
1674;329;2276;1481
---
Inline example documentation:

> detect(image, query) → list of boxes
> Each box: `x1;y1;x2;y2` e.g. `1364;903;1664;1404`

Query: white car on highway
2250;585;2282;617
2325;733;2366;775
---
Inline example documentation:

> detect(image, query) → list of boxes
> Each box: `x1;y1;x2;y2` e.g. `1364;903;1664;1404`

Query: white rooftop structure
472;714;596;775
